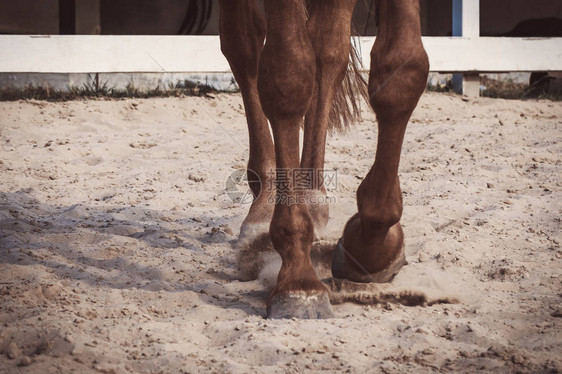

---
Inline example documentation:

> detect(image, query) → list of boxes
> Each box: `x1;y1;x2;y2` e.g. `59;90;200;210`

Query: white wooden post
452;0;480;97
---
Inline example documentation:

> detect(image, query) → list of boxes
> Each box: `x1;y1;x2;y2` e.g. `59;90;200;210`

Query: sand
0;92;561;373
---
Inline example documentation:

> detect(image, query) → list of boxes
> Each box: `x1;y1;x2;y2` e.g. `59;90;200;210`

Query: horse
217;0;429;319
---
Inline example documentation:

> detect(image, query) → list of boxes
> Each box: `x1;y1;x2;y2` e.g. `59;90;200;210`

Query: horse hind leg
300;0;358;232
218;0;276;280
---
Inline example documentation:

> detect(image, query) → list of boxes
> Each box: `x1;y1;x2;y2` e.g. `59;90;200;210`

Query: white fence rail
1;35;562;74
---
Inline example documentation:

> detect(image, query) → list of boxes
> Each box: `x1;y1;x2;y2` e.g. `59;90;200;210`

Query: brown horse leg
258;0;333;319
300;0;357;231
332;0;429;282
218;1;275;272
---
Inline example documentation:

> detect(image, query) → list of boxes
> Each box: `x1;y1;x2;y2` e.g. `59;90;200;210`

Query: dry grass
3;75;561;103
0;79;221;102
428;74;562;101
480;76;528;99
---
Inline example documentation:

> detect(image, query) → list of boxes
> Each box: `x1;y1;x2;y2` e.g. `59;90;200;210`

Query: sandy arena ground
0;92;561;373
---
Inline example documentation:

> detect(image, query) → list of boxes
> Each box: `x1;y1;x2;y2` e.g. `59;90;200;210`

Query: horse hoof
267;292;335;319
331;238;406;283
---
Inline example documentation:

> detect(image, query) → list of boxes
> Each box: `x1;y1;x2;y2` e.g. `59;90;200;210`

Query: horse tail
328;35;369;133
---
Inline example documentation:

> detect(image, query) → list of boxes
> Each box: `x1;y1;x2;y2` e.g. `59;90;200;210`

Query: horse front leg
258;0;333;319
332;0;429;282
